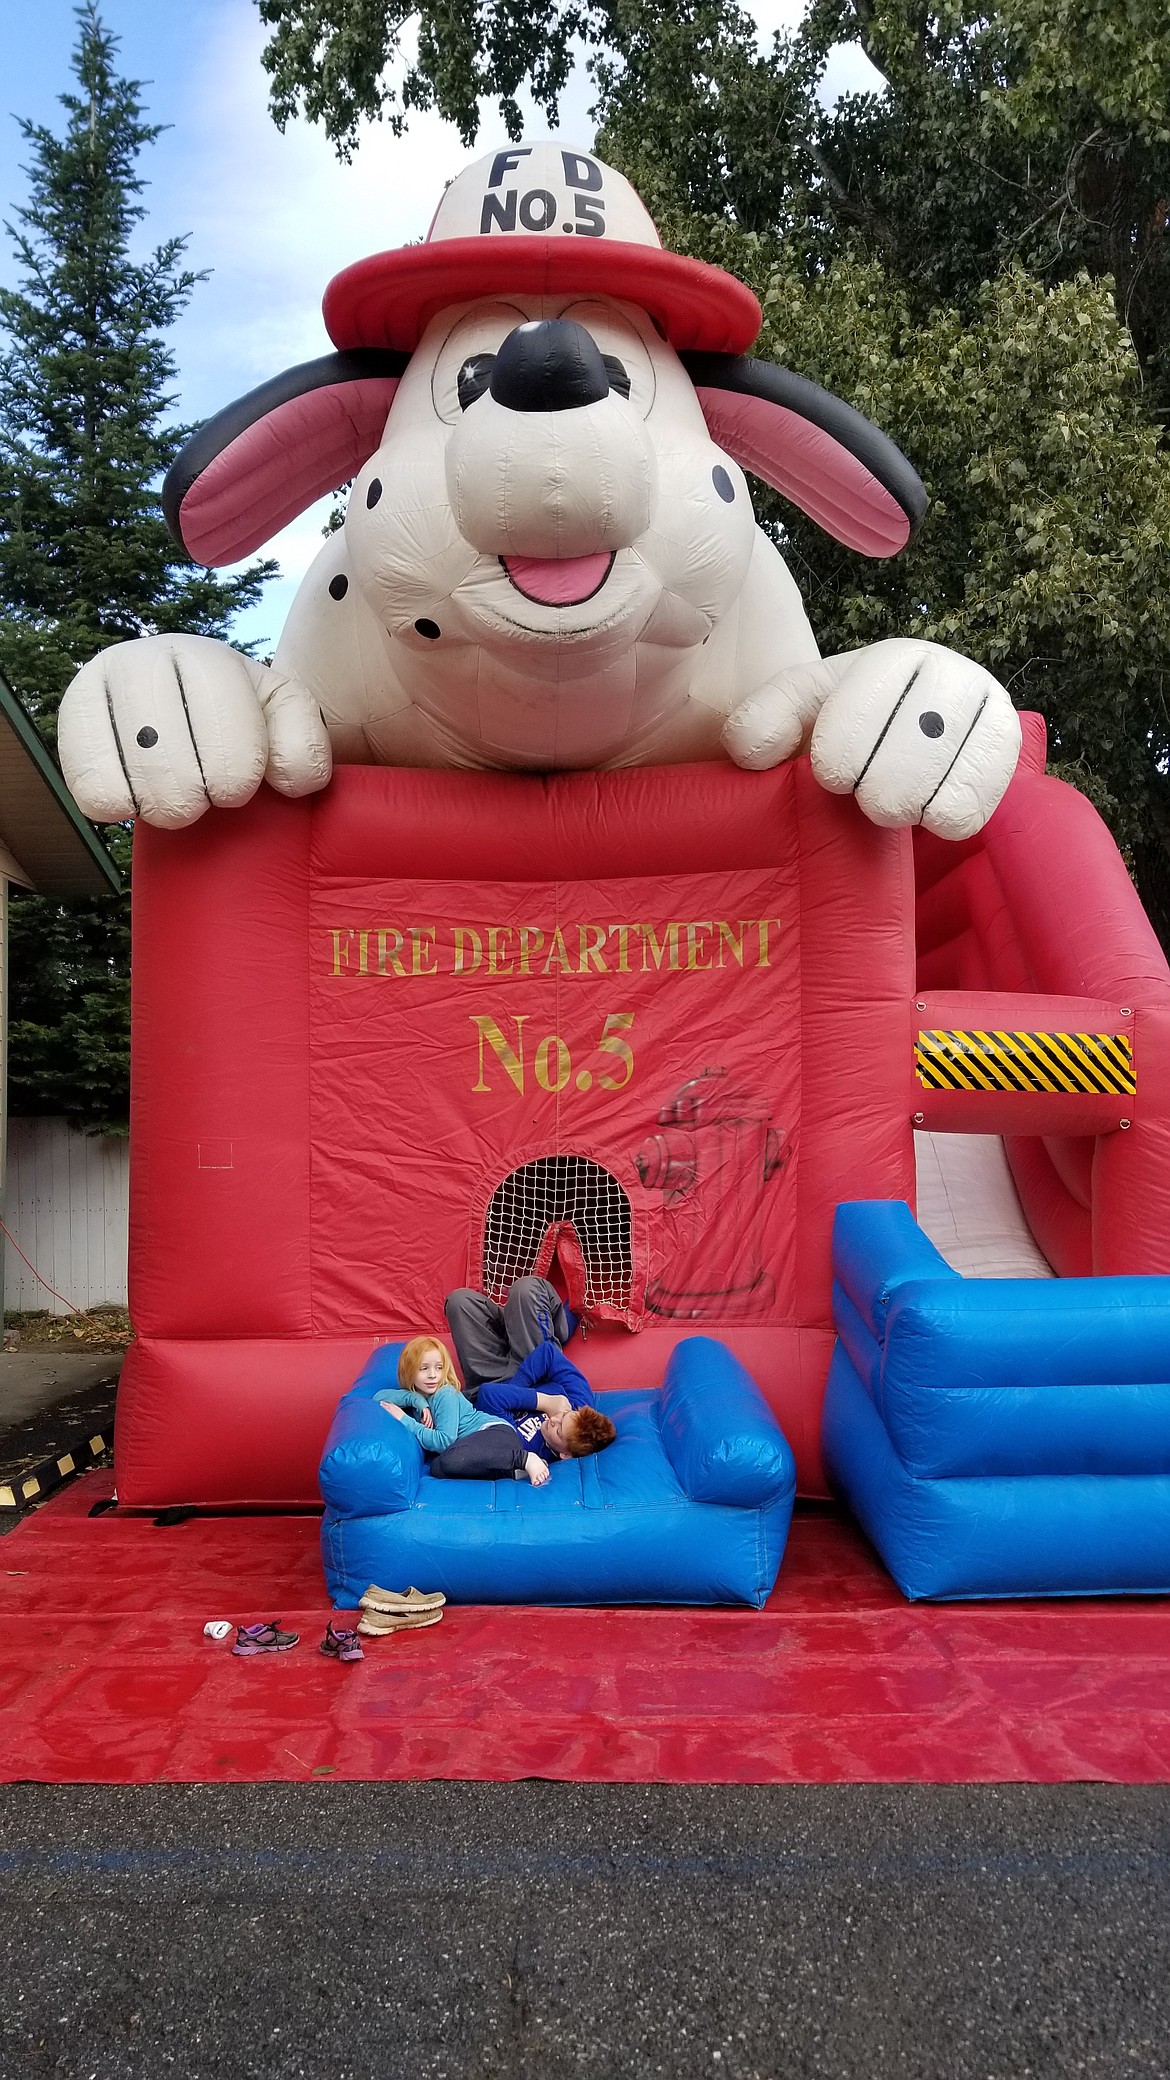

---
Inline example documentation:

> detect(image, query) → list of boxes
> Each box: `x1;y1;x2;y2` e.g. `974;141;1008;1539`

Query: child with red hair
381;1333;615;1483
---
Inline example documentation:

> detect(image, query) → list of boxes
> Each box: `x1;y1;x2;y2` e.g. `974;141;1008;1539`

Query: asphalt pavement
0;1358;119;1526
0;1353;121;1433
0;1781;1167;2079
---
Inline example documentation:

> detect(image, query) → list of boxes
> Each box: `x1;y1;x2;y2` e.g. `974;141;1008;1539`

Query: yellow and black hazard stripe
0;1427;110;1513
915;1028;1135;1097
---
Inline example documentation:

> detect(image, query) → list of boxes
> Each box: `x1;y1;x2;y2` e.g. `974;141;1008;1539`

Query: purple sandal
232;1621;299;1657
321;1621;364;1663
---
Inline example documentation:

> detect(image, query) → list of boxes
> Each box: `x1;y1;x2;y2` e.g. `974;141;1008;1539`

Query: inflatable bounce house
58;144;1170;1603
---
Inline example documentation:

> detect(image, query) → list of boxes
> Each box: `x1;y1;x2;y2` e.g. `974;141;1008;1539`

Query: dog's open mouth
500;553;615;606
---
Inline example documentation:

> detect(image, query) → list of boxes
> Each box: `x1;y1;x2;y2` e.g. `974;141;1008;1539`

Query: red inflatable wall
116;760;916;1504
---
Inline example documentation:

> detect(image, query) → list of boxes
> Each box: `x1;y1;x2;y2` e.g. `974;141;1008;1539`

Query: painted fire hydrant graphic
633;1069;789;1318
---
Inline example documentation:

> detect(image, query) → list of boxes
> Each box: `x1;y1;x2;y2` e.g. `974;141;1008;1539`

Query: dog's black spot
328;574;349;600
136;726;159;748
366;478;383;509
919;711;945;739
712;466;735;503
414;619;441;641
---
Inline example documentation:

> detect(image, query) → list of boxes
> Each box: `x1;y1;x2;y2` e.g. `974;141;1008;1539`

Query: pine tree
0;4;274;1132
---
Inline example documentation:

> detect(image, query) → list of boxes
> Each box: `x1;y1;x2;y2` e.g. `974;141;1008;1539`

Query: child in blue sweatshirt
381;1335;616;1482
437;1339;616;1482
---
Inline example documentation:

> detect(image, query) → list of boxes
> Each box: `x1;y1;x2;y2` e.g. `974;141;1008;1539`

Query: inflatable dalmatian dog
59;144;1021;835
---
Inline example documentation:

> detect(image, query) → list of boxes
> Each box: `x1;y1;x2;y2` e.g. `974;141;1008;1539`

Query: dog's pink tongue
501;552;612;605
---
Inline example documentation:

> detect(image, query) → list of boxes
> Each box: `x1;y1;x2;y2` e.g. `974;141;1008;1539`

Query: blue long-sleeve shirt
475;1341;595;1463
378;1383;508;1454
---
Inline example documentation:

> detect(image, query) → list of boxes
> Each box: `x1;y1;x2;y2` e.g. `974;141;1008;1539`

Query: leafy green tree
753;259;1170;870
257;0;620;155
803;0;1170;408
0;4;273;1131
4;825;133;1131
595;0;1170;402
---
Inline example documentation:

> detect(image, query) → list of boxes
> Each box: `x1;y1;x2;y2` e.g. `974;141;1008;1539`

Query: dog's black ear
163;350;409;566
681;353;927;557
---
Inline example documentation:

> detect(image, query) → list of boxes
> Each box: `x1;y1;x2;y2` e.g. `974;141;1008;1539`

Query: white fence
2;1117;129;1315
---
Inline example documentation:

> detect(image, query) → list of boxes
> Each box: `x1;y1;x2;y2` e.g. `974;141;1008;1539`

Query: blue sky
2;1;880;650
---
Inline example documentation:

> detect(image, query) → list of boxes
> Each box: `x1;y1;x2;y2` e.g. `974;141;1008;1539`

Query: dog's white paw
810;639;1022;838
58;635;332;829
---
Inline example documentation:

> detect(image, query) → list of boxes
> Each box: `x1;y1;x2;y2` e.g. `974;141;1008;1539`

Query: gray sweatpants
444;1276;571;1393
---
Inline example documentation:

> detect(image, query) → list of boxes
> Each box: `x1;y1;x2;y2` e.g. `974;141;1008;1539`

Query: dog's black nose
489;319;610;413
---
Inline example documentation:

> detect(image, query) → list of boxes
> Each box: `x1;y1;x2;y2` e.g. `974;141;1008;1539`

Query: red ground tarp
2;1472;1169;1784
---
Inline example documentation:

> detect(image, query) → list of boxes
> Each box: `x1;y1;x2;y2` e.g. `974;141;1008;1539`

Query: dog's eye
457;354;496;411
602;355;631;400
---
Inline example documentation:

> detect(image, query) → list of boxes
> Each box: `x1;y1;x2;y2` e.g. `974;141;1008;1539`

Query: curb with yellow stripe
0;1427;111;1514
